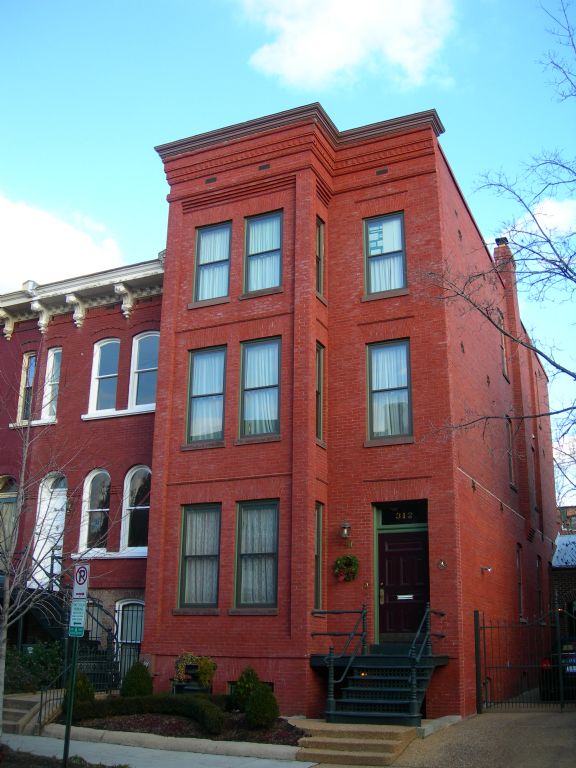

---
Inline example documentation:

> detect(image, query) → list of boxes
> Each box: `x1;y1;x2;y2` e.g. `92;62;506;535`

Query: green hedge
72;694;224;735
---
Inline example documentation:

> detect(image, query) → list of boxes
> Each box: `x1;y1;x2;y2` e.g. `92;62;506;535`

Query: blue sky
1;0;574;476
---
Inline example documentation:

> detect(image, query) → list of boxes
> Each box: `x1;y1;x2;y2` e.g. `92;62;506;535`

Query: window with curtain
91;339;120;412
506;417;515;486
241;338;280;436
368;340;411;438
245;211;282;292
316;217;325;295
314;502;323;610
130;333;159;407
85;470;110;549
41;348;62;420
0;476;18;554
180;504;221;607
365;213;406;294
18;352;37;422
188;347;226;442
195;222;231;301
123;466;150;548
236;500;278;607
316;343;324;441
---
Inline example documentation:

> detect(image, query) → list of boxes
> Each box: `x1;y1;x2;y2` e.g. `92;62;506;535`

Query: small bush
230;666;260;712
245;683;280;729
5;642;64;693
71;694;224;735
120;662;153;697
62;671;95;713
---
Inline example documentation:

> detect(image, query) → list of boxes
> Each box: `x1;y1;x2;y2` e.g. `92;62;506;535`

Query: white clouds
532;198;576;235
0;194;123;294
238;0;455;89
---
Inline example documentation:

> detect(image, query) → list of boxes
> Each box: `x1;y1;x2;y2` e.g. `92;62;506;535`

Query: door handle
379;583;385;606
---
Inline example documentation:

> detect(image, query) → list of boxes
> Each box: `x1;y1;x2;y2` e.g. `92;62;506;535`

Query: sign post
63;564;90;768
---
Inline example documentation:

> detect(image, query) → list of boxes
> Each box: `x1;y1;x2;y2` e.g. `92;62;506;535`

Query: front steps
293;719;417;766
2;694;40;734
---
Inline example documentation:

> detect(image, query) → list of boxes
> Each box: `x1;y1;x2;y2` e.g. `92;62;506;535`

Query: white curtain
367;216;404;292
183;507;220;605
243;341;278;434
239;504;277;605
371;343;409;436
247;215;281;291
190;349;225;440
197;225;230;300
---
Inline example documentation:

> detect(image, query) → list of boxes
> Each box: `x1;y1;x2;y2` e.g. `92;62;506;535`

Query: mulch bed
79;711;305;745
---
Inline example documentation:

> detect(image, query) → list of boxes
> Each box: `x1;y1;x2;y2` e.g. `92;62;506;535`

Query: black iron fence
474;609;576;712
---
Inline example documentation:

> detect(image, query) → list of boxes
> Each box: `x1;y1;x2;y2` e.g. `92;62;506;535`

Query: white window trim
16;351;37;424
120;464;150;553
128;332;159;411
41;347;62;421
78;468;110;555
87;338;120;416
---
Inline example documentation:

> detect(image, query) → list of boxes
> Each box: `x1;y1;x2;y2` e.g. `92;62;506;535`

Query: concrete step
297;747;398;766
292;718;417;766
299;736;402;754
3;695;41;735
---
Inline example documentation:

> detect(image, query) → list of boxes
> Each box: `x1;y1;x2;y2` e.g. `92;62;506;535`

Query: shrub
5;646;36;693
230;666;260;712
62;671;95;713
245;683;279;729
5;642;64;693
71;694;224;735
120;662;153;697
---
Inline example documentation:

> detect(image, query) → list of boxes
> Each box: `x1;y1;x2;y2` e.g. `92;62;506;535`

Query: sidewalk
395;710;576;768
2;729;315;768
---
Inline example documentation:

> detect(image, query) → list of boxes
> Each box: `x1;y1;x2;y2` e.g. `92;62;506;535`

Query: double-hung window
195;222;231;301
241;338;280;437
188;347;226;442
129;333;159;408
236;500;278;608
316;217;325;296
180;504;221;607
365;213;406;294
18;352;37;422
245;212;282;292
41;348;62;420
368;340;412;438
314;502;323;610
83;470;110;550
90;339;120;412
122;466;151;548
316;343;324;441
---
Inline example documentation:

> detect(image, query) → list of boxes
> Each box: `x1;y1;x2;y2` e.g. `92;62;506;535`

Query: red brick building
145;104;557;720
0;260;162;671
0;104;557;721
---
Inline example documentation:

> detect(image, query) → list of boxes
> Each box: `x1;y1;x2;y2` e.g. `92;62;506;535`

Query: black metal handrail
311;604;368;716
409;602;446;663
37;662;72;732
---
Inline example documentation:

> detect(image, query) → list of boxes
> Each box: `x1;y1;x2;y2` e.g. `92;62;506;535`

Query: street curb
43;723;300;761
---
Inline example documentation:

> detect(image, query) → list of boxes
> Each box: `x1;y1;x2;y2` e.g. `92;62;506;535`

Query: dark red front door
378;531;429;638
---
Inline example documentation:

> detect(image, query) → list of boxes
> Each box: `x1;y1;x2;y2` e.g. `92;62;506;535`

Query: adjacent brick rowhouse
0;104;557;720
145;105;557;718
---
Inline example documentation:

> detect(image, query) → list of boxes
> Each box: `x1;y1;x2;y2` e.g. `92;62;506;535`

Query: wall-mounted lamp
437;559;448;570
340;521;352;547
480;565;493;574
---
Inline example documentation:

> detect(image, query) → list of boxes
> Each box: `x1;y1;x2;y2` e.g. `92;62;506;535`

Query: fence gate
474;609;575;712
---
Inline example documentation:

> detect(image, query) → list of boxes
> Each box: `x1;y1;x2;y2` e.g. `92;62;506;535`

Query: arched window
128;332;159;409
31;473;67;588
80;470;111;551
121;466;150;550
0;476;18;553
89;339;120;413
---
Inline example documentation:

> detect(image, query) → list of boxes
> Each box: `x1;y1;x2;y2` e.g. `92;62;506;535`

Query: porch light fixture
480;565;493;573
340;521;351;539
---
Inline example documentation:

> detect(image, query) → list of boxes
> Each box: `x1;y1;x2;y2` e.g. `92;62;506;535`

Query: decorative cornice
0;309;14;340
65;293;88;328
155;103;445;162
114;283;135;319
30;300;52;334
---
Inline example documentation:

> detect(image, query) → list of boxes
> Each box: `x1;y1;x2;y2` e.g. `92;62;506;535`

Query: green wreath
333;554;359;582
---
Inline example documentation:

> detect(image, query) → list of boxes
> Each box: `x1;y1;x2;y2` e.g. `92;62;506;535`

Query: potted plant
173;652;217;692
333;554;359;582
